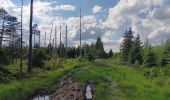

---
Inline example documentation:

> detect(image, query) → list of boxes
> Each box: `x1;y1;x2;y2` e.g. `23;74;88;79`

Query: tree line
120;27;170;68
0;6;113;73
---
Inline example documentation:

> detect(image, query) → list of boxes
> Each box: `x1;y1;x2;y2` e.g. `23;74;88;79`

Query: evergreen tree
120;27;134;61
108;49;113;58
160;50;168;67
32;48;46;68
144;38;149;48
144;45;157;67
95;36;106;58
129;34;143;64
0;48;9;65
160;39;170;67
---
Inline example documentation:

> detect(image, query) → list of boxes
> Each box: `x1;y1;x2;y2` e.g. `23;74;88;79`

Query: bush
32;49;46;68
0;49;9;65
87;54;95;61
144;47;157;67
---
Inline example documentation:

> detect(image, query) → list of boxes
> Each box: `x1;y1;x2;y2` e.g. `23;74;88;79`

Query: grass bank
0;59;89;100
73;59;170;100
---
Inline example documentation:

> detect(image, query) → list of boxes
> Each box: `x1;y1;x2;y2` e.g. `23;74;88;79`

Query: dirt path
50;82;84;100
32;67;95;100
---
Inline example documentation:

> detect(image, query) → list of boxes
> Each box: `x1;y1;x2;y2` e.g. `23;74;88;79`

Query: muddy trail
32;67;95;100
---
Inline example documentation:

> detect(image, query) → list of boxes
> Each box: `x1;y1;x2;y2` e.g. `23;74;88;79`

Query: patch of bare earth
50;82;84;100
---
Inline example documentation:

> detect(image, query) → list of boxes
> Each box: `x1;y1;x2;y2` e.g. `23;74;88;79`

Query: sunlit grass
0;59;86;100
73;59;170;100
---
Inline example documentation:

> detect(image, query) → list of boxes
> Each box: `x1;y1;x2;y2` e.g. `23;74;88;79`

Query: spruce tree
95;36;105;58
160;39;170;67
144;45;157;67
144;38;149;48
108;49;113;58
160;50;168;67
120;27;134;61
129;34;143;64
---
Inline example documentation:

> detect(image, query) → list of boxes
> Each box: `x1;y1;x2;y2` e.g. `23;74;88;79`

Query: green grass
0;59;88;100
73;59;170;100
1;58;170;100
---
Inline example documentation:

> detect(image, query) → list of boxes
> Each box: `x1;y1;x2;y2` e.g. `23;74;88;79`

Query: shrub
32;49;46;68
0;49;9;65
87;54;95;61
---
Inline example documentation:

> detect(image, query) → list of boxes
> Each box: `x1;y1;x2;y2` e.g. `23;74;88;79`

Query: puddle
85;85;92;99
85;83;95;100
32;95;50;100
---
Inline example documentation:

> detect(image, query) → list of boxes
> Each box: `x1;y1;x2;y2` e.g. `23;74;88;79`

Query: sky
1;0;170;52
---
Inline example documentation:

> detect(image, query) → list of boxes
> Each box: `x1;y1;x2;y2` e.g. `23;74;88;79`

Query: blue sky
12;0;118;18
1;0;170;52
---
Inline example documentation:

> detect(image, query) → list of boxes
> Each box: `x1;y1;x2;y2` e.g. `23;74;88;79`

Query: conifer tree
130;34;143;64
144;45;157;67
95;36;105;58
160;39;170;67
108;49;113;58
120;27;134;61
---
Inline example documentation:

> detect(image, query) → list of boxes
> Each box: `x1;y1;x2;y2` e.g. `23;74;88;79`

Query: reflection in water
32;95;50;100
85;84;93;100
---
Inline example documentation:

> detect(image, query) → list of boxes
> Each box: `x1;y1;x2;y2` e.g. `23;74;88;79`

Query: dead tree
20;0;23;72
32;24;40;47
55;26;57;48
65;25;68;58
28;0;33;72
44;32;46;47
0;8;7;47
60;23;62;58
54;26;58;58
79;7;82;56
49;18;55;44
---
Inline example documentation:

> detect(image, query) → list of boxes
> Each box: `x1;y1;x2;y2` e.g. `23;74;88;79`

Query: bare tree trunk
44;32;46;47
38;32;41;47
55;26;57;48
11;22;14;64
80;7;82;56
50;20;54;44
28;0;33;72
33;31;35;47
60;23;61;58
54;26;58;58
0;19;5;48
65;25;67;58
20;0;23;72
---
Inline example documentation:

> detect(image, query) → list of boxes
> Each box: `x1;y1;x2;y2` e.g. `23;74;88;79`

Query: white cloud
102;0;170;52
92;5;103;14
1;0;170;52
55;5;76;11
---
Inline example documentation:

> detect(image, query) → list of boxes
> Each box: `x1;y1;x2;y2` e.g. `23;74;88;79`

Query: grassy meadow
0;58;170;100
